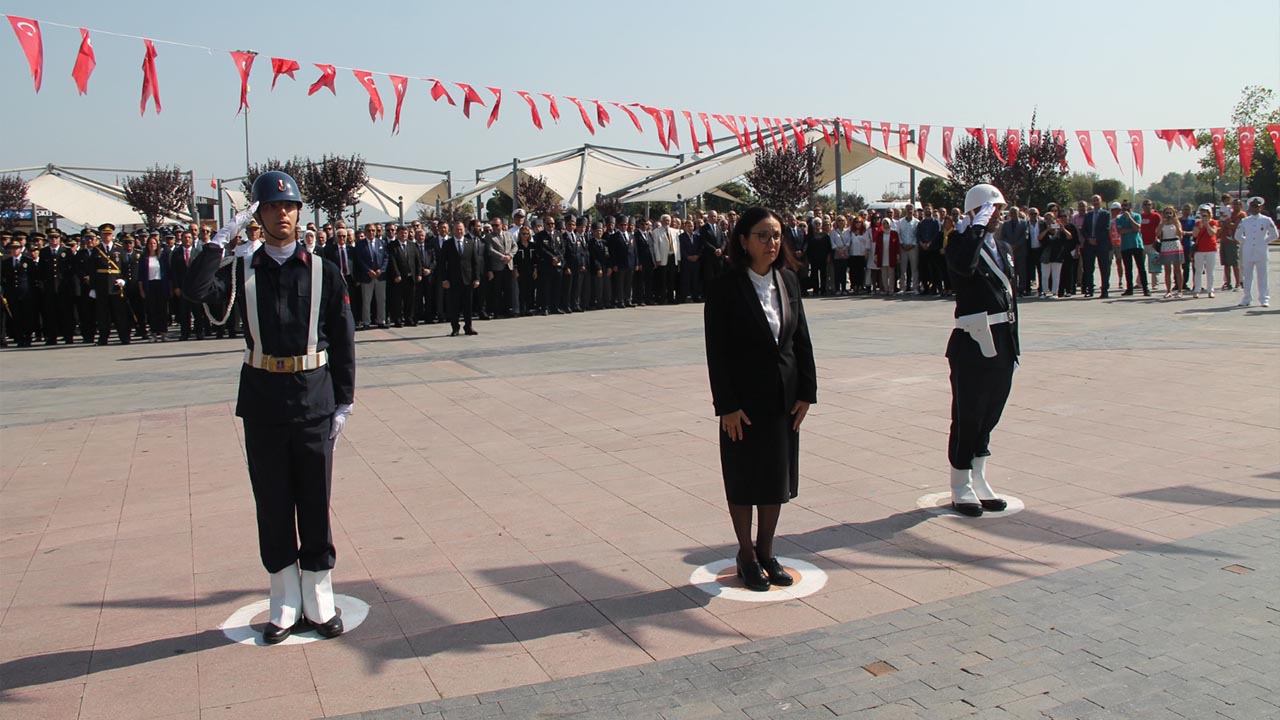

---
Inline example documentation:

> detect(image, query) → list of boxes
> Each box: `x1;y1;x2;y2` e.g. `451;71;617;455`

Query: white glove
329;403;353;440
88;289;96;299
209;201;259;248
972;202;998;228
115;278;126;288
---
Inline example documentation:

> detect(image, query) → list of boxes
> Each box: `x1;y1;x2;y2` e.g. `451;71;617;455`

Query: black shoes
262;618;307;645
951;502;984;517
980;498;1008;511
311;613;344;639
756;553;794;586
449;329;459;337
736;557;770;592
464;328;478;336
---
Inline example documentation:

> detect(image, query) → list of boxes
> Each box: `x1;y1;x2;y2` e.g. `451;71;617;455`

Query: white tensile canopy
451;146;681;211
26;171;192;227
222;176;451;220
618;128;950;203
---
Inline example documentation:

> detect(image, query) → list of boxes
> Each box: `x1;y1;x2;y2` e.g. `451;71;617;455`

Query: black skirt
720;409;800;505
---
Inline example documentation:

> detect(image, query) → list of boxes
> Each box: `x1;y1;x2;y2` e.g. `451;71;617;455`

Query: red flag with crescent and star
565;96;594;135
1052;130;1067;169
699;112;715;152
351;70;383;122
879;122;892;152
665;109;679;149
1127;130;1144;175
71;27;95;95
942;127;954;162
270;57;298;90
1075;130;1095;168
428;78;455;106
986;128;1004;162
1101;130;1120;166
1210;128;1226;174
6;16;42;92
230;51;255;114
1005;129;1019;166
861;120;874;149
839;119;854;152
515;91;542;129
917;125;930;162
612;102;641;132
1267;124;1280;151
641;105;667;148
1237;126;1256;177
683;110;700;153
542;94;561;122
485;86;501;128
308;64;336;96
713;114;744;152
455;82;485;118
140;39;161;115
389;75;408;134
967;127;985;148
594;100;610;129
898;124;910;158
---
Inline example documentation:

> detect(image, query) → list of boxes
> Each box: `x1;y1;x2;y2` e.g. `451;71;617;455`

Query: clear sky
3;0;1278;213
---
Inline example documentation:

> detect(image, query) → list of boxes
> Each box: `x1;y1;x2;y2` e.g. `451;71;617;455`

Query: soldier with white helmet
1234;196;1276;308
944;184;1018;517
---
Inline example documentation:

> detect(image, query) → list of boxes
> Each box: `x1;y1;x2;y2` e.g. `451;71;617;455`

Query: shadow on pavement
1122;484;1280;509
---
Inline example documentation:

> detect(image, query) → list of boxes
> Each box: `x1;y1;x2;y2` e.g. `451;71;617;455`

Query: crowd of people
2;194;1275;349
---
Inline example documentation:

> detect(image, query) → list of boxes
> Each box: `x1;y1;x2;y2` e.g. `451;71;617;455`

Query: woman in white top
849;216;872;294
135;233;171;342
1157;207;1185;298
830;215;853;295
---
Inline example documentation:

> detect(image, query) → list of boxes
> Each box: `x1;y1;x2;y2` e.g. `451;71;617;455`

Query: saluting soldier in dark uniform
945;184;1017;517
89;223;132;345
39;230;78;345
185;171;356;644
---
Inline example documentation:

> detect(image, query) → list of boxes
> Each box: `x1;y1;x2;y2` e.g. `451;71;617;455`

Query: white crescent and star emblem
1240;131;1254;143
16;21;36;36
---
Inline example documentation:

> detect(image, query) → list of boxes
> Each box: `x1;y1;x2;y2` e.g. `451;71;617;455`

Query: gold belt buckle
270;356;296;373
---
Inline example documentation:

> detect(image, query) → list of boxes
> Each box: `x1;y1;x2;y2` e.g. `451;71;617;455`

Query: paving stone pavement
342;513;1280;720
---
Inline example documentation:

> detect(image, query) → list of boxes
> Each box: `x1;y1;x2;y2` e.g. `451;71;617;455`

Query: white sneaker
1208;291;1215;298
1264;301;1271;308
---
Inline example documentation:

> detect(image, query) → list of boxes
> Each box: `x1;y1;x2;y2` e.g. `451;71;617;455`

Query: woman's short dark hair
727;206;797;271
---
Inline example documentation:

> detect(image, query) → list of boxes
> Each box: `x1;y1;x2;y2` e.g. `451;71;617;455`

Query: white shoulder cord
203;255;238;326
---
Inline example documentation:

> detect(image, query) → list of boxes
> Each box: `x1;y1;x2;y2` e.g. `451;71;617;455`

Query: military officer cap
246;219;261;229
149;229;160;237
13;231;28;240
4;240;18;250
67;235;80;245
98;222;116;233
30;231;45;241
1247;196;1264;207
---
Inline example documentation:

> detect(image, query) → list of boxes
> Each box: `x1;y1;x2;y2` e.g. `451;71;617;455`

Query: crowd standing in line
2;196;1275;349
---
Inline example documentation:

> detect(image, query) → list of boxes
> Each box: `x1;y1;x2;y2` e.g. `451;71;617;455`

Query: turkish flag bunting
771;118;785;151
140;39;161;115
1267;124;1280;150
210;176;217;190
804;118;828;147
699;112;715;153
713;114;744;152
985;128;1003;161
898;124;910;158
270;57;298;90
1075;130;1095;168
1210;128;1226;174
594;100;610;128
427;78;454;105
942;127;954;162
683;111;700;153
612;102;641;132
230;51;255;115
1029;129;1042;147
542;94;560;122
790;119;807;152
308;64;336;96
1100;130;1120;166
665;109;679;149
485;86;502;128
861;120;874;149
1005;129;1019;166
456;82;485;118
752;117;765;153
352;71;383;122
967;127;985;147
1052;130;1067;169
839;119;854;152
7;16;42;92
565;96;594;135
515;91;542;129
390;75;408;134
71;28;95;95
1237;126;1256;177
917;125;930;162
1127;130;1144;175
879;122;892;152
777;118;792;150
639;105;666;149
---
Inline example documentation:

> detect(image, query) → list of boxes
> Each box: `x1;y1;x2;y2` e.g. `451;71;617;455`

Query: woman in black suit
703;207;817;591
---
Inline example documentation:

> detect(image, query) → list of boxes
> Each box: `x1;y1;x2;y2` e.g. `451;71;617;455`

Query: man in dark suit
945;184;1018;517
385;225;421;328
38;230;77;345
412;227;435;325
169;229;205;340
634;219;655;306
353;225;388;329
561;216;586;313
438;220;481;336
679;217;701;302
698;211;726;292
607;216;637;308
534;217;563;315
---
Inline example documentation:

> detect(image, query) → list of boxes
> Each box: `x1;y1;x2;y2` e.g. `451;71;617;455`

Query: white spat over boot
971;457;1007;511
950;466;983;517
302;569;343;639
264;565;302;644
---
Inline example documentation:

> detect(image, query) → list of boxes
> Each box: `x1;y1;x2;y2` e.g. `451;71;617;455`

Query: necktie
339;246;348;274
185;248;190;264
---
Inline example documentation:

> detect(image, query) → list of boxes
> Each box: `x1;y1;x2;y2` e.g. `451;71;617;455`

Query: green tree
300;155;367;225
122;165;192;229
1066;172;1098;202
0;174;29;230
944;118;1069;210
1138;171;1214;208
917;176;958;210
1194;85;1279;210
1093;179;1127;204
242;156;310;200
745;146;824;212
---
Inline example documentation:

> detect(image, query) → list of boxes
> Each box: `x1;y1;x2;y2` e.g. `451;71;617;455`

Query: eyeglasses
749;231;782;243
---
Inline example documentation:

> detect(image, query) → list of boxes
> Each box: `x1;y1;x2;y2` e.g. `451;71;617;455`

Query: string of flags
7;14;1278;178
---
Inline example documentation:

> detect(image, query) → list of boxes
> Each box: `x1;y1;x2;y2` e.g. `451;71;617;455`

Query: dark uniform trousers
244;415;336;572
945;224;1020;470
96;287;131;344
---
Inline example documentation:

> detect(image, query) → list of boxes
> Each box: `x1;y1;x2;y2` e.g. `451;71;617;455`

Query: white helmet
963;183;1006;214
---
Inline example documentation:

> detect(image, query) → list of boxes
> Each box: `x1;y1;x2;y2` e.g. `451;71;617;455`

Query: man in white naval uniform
1235;196;1277;308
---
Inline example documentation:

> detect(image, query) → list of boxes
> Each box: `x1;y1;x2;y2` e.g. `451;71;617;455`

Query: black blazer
944;223;1020;365
438;235;480;286
704;267;817;418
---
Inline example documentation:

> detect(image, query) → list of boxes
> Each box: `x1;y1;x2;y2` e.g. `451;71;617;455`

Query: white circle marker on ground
689;557;827;602
219;594;370;646
916;492;1025;518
